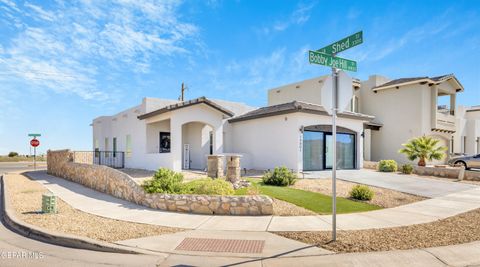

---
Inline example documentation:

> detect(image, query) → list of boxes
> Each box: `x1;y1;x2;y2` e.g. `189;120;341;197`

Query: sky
0;0;479;155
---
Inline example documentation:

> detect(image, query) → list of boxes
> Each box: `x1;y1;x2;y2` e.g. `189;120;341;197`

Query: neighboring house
359;74;464;164
455;106;480;155
92;73;471;172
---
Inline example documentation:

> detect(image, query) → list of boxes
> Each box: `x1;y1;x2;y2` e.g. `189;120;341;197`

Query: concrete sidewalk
117;230;480;267
22;171;480;232
304;169;477;198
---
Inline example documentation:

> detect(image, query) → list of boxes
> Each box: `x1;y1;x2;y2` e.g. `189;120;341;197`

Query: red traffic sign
30;139;40;147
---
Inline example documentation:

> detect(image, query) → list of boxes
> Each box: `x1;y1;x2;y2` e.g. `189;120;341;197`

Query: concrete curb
0;173;155;255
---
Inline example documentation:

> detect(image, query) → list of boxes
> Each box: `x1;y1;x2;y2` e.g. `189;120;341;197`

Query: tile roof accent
372;73;462;91
138;96;235;120
229;101;374;123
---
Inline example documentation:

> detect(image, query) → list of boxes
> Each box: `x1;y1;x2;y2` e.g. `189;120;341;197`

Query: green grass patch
235;179;381;214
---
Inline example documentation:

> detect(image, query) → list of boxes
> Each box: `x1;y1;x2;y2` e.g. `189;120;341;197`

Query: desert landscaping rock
293;178;426;208
5;173;182;242
272;199;316;216
276;208;480;253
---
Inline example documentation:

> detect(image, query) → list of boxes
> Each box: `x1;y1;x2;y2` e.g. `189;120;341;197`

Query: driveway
302;169;478;198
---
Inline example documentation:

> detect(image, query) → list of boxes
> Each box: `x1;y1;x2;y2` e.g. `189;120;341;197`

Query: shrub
182;178;234;195
401;164;414;174
262;167;297;186
8;152;18;157
142;168;184;194
350;185;374;201
378;160;398;172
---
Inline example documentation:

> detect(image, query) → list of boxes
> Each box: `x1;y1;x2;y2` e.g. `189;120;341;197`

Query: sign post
308;31;362;241
28;134;41;170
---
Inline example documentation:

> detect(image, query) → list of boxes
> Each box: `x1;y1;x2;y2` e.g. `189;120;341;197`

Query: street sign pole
34;144;36;170
331;67;338;241
309;31;362;242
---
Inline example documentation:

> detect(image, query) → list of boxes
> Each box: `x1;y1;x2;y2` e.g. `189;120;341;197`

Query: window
159;132;171;153
209;131;213;155
113;137;117;157
126;135;132;158
351;96;359;113
104;137;109;157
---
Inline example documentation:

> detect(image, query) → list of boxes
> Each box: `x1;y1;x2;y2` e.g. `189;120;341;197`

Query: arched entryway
303;125;357;171
181;121;214;170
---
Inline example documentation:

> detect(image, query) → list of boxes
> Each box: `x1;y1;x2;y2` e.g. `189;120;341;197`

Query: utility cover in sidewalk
175;238;265;254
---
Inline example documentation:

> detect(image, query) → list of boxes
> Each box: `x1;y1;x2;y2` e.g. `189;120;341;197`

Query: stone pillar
226;155;241;183
207;155;224;178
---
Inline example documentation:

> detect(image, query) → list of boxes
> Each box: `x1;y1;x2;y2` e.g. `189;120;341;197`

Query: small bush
182;178;234;195
142;168;184;194
262;167;297;186
401;164;414;174
8;152;18;157
378;160;398;172
350;185;374;201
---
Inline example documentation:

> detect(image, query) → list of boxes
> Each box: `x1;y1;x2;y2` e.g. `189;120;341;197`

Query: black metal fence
73;151;125;169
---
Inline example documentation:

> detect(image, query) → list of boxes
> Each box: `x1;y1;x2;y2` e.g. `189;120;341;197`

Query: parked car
448;154;480;170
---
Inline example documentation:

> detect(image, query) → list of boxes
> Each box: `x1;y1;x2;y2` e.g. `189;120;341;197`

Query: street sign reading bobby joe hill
318;31;363;55
308;50;357;72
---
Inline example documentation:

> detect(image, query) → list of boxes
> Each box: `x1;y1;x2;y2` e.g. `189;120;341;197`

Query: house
358;74;464;164
92;73;470;172
92;76;374;172
455;106;480;155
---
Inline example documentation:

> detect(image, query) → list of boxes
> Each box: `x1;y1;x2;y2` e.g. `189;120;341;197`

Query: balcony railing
435;112;456;132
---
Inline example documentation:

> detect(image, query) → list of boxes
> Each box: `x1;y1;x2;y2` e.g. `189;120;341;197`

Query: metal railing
73;151;125;169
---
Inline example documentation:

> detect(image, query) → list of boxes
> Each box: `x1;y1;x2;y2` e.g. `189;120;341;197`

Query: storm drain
175;238;265;254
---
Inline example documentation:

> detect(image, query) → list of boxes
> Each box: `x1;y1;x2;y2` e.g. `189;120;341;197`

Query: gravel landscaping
276;208;480;253
272;198;315;216
292;179;426;208
5;173;183;242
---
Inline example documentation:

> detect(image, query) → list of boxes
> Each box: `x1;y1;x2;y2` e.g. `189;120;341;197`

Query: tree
7;151;19;157
399;136;447;166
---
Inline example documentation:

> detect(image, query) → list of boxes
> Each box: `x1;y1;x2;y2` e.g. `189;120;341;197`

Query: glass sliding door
336;133;355;169
325;134;333;169
303;130;356;171
303;131;324;171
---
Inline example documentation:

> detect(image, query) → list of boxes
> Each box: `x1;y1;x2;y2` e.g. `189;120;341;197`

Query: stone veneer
47;149;273;216
364;160;480;181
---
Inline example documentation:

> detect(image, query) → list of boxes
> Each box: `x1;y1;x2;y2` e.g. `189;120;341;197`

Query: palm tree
399;136;447;166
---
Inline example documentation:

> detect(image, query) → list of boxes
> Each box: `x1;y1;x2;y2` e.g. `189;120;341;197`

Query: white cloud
0;0;199;101
259;2;316;35
24;2;56;22
201;46;318;103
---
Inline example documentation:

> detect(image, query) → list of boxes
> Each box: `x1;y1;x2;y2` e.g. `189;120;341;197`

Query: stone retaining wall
363;161;378;170
47;149;273;215
363;160;480;181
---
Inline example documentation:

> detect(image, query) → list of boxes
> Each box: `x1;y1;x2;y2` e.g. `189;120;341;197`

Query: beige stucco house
92;72;473;172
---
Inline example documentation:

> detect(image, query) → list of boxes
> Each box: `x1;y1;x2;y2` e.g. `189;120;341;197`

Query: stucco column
170;120;182;171
450;93;456;116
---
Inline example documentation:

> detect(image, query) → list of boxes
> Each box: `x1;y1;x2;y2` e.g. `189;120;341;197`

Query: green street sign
28;133;41;137
309;50;357;72
318;31;363;55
